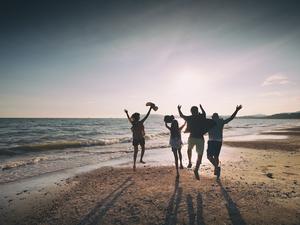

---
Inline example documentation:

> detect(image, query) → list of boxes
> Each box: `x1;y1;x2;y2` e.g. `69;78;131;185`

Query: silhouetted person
178;105;215;180
207;105;242;178
124;105;153;171
184;104;206;133
165;119;186;177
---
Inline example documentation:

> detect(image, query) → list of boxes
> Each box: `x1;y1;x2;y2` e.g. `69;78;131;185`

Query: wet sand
1;127;300;225
224;127;300;151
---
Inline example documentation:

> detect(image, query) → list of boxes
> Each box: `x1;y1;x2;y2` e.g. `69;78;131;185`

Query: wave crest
1;132;169;155
1;156;48;171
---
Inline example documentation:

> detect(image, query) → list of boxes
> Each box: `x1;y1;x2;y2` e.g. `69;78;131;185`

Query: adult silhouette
178;105;215;180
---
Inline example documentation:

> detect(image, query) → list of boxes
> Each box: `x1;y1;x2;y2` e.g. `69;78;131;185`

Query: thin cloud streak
260;91;282;97
262;74;289;86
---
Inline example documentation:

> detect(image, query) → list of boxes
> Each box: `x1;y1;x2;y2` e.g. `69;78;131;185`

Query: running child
165;117;186;177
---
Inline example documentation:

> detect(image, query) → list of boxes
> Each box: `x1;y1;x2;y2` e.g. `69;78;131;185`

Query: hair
131;112;140;122
170;120;180;138
190;106;199;115
212;113;219;120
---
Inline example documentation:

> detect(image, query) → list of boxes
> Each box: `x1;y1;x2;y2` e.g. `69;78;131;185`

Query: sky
0;0;300;118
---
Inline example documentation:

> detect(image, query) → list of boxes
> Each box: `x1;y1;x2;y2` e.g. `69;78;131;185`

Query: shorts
170;137;182;150
207;140;222;157
188;137;204;154
132;138;145;147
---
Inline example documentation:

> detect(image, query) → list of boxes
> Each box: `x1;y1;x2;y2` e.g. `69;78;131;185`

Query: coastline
224;127;300;151
1;126;300;224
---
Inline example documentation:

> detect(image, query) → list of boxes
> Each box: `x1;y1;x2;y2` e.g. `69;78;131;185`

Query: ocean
1;116;299;183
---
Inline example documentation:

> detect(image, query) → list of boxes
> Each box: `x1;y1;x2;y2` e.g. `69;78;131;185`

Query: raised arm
199;104;206;118
177;105;187;119
224;105;242;124
179;121;187;131
165;122;171;130
124;109;132;124
140;106;152;123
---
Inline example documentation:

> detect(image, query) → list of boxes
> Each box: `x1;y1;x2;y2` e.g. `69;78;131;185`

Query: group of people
124;104;242;180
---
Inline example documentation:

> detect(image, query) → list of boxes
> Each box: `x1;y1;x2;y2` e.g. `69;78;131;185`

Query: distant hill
239;111;300;119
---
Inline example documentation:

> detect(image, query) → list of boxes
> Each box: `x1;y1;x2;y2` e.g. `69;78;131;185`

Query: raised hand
124;109;128;114
236;105;242;111
177;105;182;110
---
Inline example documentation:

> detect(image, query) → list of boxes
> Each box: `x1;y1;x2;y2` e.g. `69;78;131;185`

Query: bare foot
140;160;146;164
133;165;136;171
180;164;184;169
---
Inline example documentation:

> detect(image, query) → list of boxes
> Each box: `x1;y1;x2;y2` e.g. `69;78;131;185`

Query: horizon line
0;110;299;119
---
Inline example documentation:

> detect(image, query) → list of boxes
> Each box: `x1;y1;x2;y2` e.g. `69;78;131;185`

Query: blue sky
0;0;299;117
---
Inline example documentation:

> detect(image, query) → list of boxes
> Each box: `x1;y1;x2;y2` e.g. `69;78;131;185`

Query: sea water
0;116;299;183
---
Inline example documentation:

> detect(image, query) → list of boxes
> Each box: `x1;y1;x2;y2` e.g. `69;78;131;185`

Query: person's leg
178;147;184;169
133;145;138;171
207;154;214;165
187;137;195;168
195;151;203;171
215;156;219;168
140;145;146;163
140;138;146;163
194;138;204;180
215;141;222;166
215;142;222;178
207;141;220;175
172;148;179;176
207;155;217;174
207;141;217;167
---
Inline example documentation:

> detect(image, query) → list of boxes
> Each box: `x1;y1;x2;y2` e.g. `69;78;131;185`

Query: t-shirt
184;113;205;133
208;118;225;141
185;115;215;138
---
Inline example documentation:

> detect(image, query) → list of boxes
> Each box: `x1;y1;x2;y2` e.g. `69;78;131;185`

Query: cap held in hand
146;102;158;111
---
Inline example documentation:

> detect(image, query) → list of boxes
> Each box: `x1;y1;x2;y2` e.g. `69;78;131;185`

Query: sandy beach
2;1;300;224
1;127;300;225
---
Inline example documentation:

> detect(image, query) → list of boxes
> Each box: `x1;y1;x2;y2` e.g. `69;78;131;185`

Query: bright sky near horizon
0;0;300;118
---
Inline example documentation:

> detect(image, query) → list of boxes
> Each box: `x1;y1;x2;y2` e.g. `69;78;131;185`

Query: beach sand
1;127;300;225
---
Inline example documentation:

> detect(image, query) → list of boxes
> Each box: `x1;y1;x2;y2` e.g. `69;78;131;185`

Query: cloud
262;74;289;86
260;92;282;97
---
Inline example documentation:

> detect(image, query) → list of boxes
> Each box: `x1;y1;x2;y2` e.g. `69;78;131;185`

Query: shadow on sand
217;179;246;225
164;176;182;225
186;192;205;225
78;177;133;225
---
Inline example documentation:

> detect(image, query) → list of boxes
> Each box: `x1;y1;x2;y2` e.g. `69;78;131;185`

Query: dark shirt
170;128;181;139
185;115;215;138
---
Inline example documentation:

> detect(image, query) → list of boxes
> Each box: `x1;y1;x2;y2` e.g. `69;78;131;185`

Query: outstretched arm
124;109;132;124
165;122;171;130
199;104;206;117
140;106;152;123
224;105;242;124
177;105;187;119
179;121;187;131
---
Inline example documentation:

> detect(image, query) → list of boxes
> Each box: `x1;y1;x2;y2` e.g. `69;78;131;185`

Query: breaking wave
1;132;169;155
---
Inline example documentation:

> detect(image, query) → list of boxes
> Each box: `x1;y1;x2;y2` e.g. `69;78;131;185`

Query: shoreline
224;126;300;151
1;126;300;224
